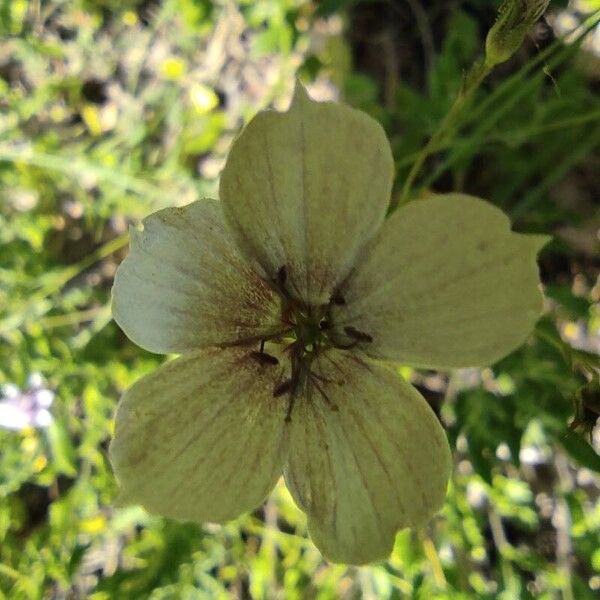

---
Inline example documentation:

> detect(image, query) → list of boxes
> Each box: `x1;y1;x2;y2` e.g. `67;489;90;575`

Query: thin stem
396;59;492;208
262;496;278;592
487;504;516;591
393;109;600;171
419;530;447;588
393;12;600;210
419;22;600;195
37;306;105;329
555;452;575;600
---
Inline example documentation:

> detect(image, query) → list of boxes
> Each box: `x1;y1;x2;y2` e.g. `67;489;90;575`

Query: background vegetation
1;0;599;597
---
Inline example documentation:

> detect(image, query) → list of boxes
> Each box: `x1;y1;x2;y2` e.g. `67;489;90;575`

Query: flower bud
485;0;550;66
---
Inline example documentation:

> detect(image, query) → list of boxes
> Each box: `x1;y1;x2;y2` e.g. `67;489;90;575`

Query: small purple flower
0;374;54;431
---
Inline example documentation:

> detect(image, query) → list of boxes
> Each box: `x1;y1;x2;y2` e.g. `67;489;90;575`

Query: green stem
394;109;600;172
418;21;600;195
394;11;600;210
397;58;492;207
37;306;106;329
419;530;447;589
487;504;517;591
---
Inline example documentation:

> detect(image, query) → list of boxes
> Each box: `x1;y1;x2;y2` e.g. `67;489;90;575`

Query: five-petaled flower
110;82;547;564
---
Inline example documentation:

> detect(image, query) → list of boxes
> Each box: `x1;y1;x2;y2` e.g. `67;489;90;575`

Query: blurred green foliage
1;0;599;598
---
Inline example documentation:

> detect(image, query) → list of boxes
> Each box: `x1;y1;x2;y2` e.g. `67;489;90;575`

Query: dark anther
319;318;331;330
276;265;287;288
273;378;293;397
250;351;279;366
344;326;373;343
330;291;346;305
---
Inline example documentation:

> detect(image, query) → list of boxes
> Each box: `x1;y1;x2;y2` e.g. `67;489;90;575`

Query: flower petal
219;82;394;306
331;194;549;368
112;199;283;354
110;347;290;522
0;400;30;431
284;350;451;564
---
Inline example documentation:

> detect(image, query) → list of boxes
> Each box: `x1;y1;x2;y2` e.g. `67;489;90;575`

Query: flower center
291;309;327;354
272;264;374;358
248;265;376;423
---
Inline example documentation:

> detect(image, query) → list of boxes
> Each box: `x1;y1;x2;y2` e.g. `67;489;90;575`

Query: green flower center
288;306;330;355
273;264;373;359
250;273;376;421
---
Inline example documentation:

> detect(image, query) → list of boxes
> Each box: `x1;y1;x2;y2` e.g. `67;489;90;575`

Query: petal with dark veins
219;82;394;306
110;347;290;523
331;194;548;369
112;199;283;354
284;350;451;564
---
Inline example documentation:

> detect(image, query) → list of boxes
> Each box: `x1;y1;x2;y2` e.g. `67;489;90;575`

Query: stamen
319;318;331;330
273;378;293;397
330;292;346;305
276;265;287;288
219;327;294;350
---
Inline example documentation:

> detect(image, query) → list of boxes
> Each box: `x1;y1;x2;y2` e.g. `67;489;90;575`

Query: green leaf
558;429;600;473
45;421;77;477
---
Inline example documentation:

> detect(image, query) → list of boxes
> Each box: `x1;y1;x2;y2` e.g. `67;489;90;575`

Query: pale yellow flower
110;82;547;564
